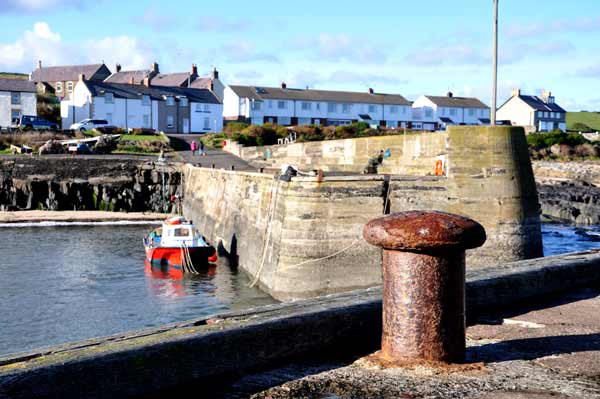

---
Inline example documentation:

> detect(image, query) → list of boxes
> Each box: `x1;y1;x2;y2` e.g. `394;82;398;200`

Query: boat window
174;228;191;237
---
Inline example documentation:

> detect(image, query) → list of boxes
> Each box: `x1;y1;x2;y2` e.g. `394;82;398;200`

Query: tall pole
491;0;498;125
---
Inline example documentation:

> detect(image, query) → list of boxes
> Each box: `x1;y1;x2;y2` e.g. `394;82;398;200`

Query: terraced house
411;92;491;131
223;83;413;128
30;61;111;99
61;74;223;133
0;78;37;129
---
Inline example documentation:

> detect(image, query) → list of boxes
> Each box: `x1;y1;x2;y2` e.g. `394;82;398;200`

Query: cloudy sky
1;0;599;110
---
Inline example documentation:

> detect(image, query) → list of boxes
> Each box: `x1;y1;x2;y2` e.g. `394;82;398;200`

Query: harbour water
0;222;598;357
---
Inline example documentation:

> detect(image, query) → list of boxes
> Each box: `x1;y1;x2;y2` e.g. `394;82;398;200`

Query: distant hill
567;112;600;131
0;72;28;80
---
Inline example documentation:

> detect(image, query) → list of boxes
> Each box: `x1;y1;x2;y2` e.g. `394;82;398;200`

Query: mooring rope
284;238;362;269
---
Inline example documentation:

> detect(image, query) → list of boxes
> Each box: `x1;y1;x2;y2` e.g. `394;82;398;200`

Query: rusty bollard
363;211;486;364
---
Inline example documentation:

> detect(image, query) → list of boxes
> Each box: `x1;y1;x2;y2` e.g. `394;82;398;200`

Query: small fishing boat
144;216;217;274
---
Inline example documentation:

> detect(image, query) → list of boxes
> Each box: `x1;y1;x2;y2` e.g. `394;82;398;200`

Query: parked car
69;119;114;132
18;115;58;130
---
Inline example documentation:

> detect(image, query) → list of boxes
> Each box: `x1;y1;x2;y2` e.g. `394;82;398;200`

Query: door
183;118;189;134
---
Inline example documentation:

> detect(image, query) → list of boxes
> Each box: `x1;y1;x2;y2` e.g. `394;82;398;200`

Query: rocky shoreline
534;161;600;225
0;210;167;224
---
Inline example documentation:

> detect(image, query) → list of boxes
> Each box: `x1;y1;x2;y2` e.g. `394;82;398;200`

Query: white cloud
505;17;600;39
136;4;176;32
575;62;600;78
0;22;156;72
214;41;279;64
197;16;253;32
292;34;388;63
0;0;91;13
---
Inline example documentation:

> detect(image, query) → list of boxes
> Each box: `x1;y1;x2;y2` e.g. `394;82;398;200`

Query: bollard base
360;351;486;373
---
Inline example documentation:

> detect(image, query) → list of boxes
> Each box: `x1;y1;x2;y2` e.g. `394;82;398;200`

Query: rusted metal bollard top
363;210;486;252
363;210;486;365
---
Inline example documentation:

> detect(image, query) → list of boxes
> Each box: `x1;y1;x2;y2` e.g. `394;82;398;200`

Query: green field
567;112;600;131
119;134;167;142
0;72;28;80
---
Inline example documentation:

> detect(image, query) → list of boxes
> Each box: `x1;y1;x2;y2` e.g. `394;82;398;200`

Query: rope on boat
180;242;199;274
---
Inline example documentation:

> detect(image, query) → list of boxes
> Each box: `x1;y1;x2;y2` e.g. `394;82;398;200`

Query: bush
224;122;249;135
129;128;156;135
527;131;589;149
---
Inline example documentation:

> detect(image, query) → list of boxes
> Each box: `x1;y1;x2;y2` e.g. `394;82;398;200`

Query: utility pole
491;0;499;125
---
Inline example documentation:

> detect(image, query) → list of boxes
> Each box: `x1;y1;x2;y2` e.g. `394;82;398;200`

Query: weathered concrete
0;156;182;213
184;127;542;299
1;250;598;399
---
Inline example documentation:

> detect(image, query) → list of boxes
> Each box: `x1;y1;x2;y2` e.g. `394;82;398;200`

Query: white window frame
368;104;377;113
424;108;433;118
203;104;210;112
180;97;188;107
203;117;210;130
468;109;475;117
11;109;21;121
166;96;175;106
277;100;286;109
390;105;398;114
67;81;74;93
167;115;174;128
105;92;114;104
342;103;351;113
327;103;336;113
301;102;311;111
278;116;291;125
449;108;457;116
55;82;63;93
251;100;262;111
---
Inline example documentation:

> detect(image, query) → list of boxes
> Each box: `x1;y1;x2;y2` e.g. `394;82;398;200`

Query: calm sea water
0;223;276;357
0;222;598;357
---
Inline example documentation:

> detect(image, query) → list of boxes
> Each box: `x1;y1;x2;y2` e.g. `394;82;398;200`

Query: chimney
79;74;86;82
211;67;219;80
447;91;453;98
38;60;42;70
541;90;552;103
511;88;521;97
369;88;374;94
129;76;135;85
191;64;198;77
143;77;151;87
116;63;122;73
281;81;287;89
151;62;159;73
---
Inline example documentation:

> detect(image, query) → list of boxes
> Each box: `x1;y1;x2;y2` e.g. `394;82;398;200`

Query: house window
449;108;457;116
424;108;433;118
251;100;262;110
166;97;175;106
56;82;63;93
538;111;544;118
106;113;113;124
277;100;286;109
167;115;174;128
195;103;202;112
278;116;291;125
387;120;398;128
468;109;475;116
316;103;321;111
142;95;150;106
11;109;20;123
327;103;336;113
368;104;377;113
180;97;188;107
298;117;311;125
268;100;273;109
143;115;150;128
67;81;73;93
203;117;210;130
10;92;20;105
301;102;311;111
203;104;210;112
105;92;114;103
390;105;398;114
544;112;549;118
342;103;351;113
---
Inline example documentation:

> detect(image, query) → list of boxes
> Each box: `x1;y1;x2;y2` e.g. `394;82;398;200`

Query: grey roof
517;95;566;113
439;117;455;123
425;95;489;109
0;78;36;92
83;81;220;104
189;77;212;89
228;85;411;106
30;64;110;83
152;73;191;87
105;70;151;84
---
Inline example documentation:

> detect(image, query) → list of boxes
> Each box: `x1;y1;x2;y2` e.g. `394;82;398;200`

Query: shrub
129;128;156;135
574;144;599;158
527;131;589;149
224;122;249;136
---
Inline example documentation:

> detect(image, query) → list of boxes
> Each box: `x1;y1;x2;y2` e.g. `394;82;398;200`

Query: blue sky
1;0;599;110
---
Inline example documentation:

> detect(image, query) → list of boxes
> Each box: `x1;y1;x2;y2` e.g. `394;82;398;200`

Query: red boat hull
145;245;217;270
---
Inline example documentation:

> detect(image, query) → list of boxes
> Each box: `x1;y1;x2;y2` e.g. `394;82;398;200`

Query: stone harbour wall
183;127;542;300
0;156;182;213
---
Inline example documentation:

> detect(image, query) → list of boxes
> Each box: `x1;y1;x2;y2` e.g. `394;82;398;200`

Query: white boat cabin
152;218;208;248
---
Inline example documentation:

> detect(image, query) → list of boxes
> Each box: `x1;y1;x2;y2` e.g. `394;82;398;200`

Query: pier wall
184;126;542;299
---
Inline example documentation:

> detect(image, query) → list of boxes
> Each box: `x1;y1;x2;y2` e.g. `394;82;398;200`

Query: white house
223;83;413;128
61;75;223;133
411;93;490;130
497;89;567;132
0;78;37;129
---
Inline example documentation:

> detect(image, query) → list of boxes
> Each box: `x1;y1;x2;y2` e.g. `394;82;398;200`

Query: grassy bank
567;112;600;131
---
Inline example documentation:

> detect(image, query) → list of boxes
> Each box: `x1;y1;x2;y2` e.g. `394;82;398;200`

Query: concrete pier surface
1;250;598;398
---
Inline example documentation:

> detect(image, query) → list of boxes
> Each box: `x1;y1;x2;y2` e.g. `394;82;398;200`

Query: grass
567;112;600;131
0;72;28;80
0;148;13;155
119;134;167;142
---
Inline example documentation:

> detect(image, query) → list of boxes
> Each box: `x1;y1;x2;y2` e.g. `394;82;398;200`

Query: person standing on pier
200;141;206;156
190;140;197;156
